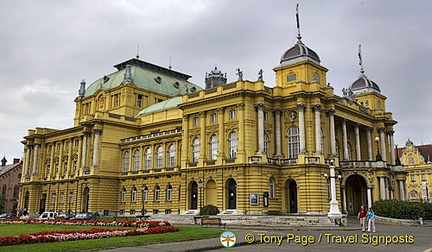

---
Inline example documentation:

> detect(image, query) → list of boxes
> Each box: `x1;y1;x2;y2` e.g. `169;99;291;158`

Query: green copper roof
136;96;182;116
84;58;202;97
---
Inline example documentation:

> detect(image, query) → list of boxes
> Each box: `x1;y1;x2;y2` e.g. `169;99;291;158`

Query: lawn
0;224;222;252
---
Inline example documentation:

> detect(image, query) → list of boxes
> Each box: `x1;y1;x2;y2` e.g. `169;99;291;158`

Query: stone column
199;112;206;163
341;186;347;214
255;103;265;154
274;109;283;157
217;109;225;160
388;131;395;165
238;103;246;162
297;104;306;154
328;110;337;157
354;124;361;161
81;131;90;169
92;129;102;167
342;119;349;160
366;127;373;161
398;180;406;201
379;128;387;162
379;177;386;200
181;115;189;167
313;104;322;154
367;187;373;208
25;145;32;175
32;143;40;175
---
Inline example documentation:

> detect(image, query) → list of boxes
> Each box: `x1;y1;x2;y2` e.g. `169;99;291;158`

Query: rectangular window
287;74;296;82
210;113;217;123
113;94;120;107
314;74;320;82
60;193;64;204
69;192;73;204
155;190;160;201
167;188;172;201
143;189;148;202
132;190;137;202
51;193;57;204
263;111;268;121
73;161;77;171
229;109;236;120
410;174;416;182
193;117;199;126
137;94;143;107
74;139;79;147
421;174;427;181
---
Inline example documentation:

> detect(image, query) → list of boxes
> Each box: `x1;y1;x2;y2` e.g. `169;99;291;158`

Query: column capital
326;109;335;115
272;108;282;114
94;129;102;135
377;127;385;132
312;104;321;111
297;104;306;111
386;130;395;135
255;103;265;109
34;142;41;147
83;131;91;137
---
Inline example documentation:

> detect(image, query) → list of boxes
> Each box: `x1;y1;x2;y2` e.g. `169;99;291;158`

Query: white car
38;212;58;220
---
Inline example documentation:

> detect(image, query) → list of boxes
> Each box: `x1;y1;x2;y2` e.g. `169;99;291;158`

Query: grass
0;224;222;252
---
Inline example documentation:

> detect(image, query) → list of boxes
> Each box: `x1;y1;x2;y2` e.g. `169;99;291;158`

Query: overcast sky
0;0;431;162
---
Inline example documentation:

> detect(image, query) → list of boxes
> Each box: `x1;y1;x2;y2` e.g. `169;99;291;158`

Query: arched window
2;185;6;196
121;188;126;202
142;186;148;202
145;148;152;169
155;185;161;201
209;135;218;160
264;133;269;155
288;126;300;159
123;151;130;172
13;186;19;198
168;144;176;167
131;187;137;202
69;192;73;204
347;144;352;161
228;132;238;159
192;138;200;163
156;146;163;169
269;177;275;198
167;184;173;201
133;150;140;171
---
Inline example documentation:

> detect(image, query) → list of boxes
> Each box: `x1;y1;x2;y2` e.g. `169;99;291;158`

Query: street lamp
197;180;203;213
327;160;342;221
375;137;382;161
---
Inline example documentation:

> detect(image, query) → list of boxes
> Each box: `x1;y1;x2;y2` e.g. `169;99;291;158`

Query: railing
339;160;388;168
121;128;182;143
305;157;320;164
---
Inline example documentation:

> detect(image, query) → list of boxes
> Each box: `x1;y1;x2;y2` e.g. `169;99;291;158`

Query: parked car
38;211;58;220
58;213;72;219
0;213;12;219
70;212;93;220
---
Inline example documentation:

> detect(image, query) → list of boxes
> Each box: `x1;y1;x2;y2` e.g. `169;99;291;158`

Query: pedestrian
357;205;367;232
367;208;376;233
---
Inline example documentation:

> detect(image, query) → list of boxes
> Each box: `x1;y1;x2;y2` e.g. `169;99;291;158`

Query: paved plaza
102;218;432;252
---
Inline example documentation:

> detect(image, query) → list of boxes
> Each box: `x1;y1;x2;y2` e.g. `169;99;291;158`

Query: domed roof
136;96;182;116
349;74;381;94
280;40;321;66
84;58;202;97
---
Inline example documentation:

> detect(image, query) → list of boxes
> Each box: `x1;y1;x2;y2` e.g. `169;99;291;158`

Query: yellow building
19;18;407;217
396;140;431;202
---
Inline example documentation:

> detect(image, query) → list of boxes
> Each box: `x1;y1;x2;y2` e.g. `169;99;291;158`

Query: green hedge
373;200;432;220
199;205;220;215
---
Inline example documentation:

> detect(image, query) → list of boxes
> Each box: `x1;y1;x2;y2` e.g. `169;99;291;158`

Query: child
367;208;376;232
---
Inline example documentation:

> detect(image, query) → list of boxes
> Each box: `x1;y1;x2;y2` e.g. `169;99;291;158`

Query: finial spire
358;44;364;74
136;45;140;59
169;55;172;70
296;4;302;41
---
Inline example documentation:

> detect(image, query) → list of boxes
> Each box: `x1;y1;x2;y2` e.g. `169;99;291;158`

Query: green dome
84;58;202;97
136;96;182;116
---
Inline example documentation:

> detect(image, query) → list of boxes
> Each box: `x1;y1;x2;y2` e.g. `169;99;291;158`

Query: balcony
120;128;182;144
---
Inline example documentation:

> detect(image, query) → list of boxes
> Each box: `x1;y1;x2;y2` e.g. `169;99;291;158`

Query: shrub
373;199;432;220
199;205;219;215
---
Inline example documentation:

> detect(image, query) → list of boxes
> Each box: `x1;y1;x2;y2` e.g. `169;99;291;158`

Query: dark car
70;212;93;220
0;213;12;219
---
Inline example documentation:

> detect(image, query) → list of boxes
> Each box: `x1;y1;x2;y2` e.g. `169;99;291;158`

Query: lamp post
375;137;382;161
197;180;203;214
327;160;342;221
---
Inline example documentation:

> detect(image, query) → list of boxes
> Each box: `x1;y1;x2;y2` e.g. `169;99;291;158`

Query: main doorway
345;175;367;215
226;178;236;209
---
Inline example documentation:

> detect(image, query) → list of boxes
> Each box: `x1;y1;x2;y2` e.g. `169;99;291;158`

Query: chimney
13;158;20;164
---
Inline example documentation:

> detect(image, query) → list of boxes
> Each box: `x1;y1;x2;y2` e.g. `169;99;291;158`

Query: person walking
357;205;367;232
367;208;376;233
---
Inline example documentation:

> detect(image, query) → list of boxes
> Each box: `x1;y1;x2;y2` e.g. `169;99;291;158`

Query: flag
358;44;362;66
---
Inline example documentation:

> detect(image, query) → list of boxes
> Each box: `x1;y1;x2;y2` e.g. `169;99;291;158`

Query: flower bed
0;219;170;228
0;226;179;246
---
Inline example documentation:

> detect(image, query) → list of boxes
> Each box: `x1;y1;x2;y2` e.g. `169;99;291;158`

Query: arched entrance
205;179;217;206
226;178;236;209
286;179;298;213
189;181;198;210
345;175;367;215
39;194;46;214
82;187;90;213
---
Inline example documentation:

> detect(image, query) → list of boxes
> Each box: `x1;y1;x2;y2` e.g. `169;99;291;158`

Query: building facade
0;157;22;213
396;141;431;202
19;22;407;217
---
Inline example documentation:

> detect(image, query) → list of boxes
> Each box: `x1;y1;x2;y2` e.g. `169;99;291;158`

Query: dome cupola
349;45;381;95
